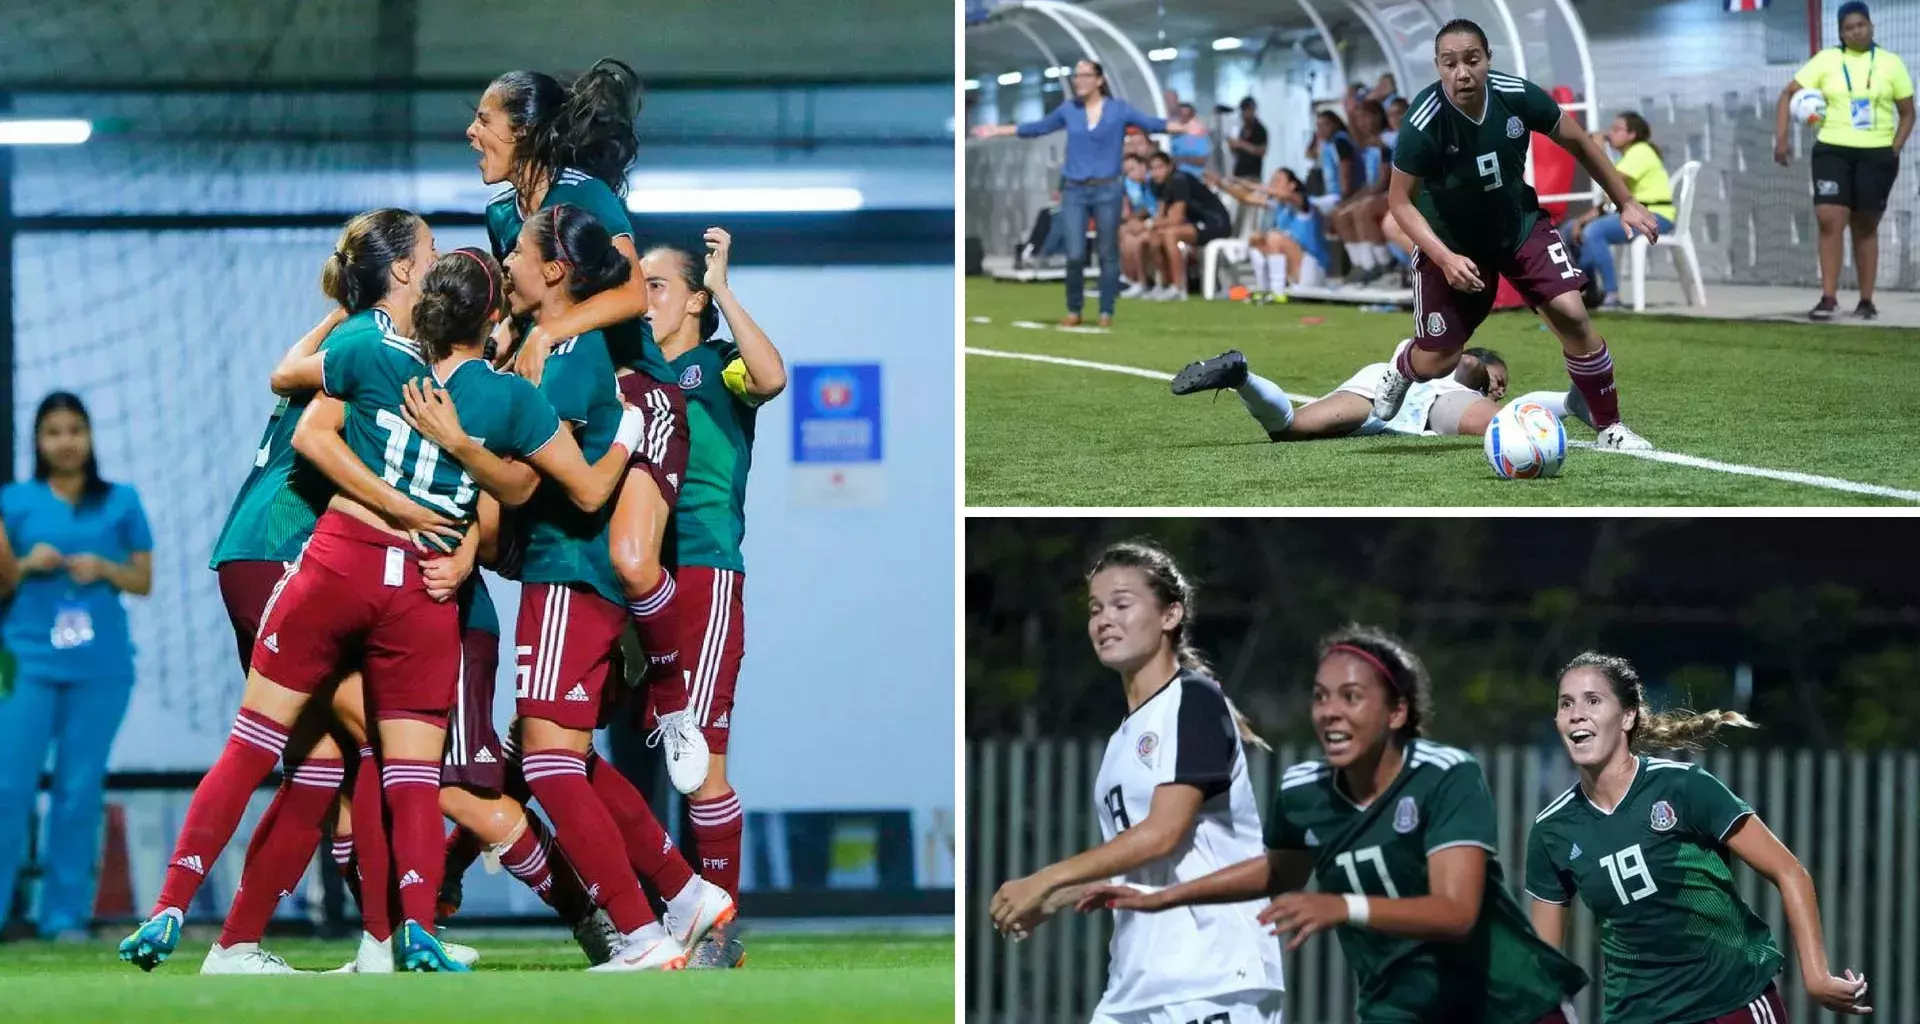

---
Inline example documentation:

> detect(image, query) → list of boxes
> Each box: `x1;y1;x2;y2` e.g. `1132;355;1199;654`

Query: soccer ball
1484;400;1567;479
1791;88;1828;127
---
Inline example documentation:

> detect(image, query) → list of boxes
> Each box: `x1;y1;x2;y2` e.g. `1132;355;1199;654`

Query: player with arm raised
990;540;1283;1024
1373;19;1656;452
638;226;785;967
1526;653;1870;1022
468;59;707;780
1086;626;1587;1024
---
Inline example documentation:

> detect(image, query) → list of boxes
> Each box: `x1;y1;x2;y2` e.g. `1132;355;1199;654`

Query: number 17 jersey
1267;741;1586;1024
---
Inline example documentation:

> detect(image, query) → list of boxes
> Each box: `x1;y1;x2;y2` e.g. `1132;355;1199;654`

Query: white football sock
1366;242;1392;267
1513;390;1570;420
1235;372;1296;434
1265;253;1290;291
1250;253;1269;292
1346;242;1375;270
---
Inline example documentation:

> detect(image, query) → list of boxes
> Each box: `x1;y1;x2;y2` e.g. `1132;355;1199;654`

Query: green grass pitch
964;279;1920;506
0;931;954;1023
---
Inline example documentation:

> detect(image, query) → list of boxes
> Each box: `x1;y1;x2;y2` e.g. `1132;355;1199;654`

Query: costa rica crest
1136;732;1158;764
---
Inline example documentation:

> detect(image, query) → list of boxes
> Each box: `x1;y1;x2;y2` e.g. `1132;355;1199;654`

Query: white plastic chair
1624;159;1706;312
1201;193;1260;299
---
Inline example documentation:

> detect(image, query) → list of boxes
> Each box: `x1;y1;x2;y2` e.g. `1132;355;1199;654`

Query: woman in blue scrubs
0;392;152;938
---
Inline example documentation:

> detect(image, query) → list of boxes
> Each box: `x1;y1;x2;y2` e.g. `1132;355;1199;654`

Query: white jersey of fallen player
1091;670;1285;1016
1334;361;1476;435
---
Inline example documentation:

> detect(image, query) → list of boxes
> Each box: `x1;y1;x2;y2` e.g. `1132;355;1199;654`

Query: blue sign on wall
791;363;883;464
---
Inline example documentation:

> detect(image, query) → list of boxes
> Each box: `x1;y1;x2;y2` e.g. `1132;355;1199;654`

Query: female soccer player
1526;652;1871;1021
1370;18;1658;453
1773;1;1913;321
637;226;785;967
1087;626;1588;1024
0;393;152;941
1331;100;1398;284
466;59;707;783
988;540;1284;1024
409;210;735;972
1207;167;1333;295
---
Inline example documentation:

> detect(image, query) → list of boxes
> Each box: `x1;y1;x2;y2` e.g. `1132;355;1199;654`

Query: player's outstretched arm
1725;815;1872;1014
704;227;786;401
1551;113;1659;242
989;783;1203;936
290;396;464;551
1261;843;1486;952
522;413;643;513
1083;848;1314;915
269;307;350;396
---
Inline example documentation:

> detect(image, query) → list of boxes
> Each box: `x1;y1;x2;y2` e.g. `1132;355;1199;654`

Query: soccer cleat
573;908;623;966
1854;298;1879;320
687;921;747;970
1595;422;1654;452
327;930;395;974
201;943;301;975
395;919;471;972
1169;350;1249;396
118;908;182;972
1809;295;1838;321
664;878;737;953
442;939;481;968
1371;362;1414;422
1119;282;1147;300
1563;388;1597;430
647;709;711;795
588;925;688;973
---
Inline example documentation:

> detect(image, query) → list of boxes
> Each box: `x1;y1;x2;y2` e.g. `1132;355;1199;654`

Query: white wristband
613;406;645;455
1343;892;1371;927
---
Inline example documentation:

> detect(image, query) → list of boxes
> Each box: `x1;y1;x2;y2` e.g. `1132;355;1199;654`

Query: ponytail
490;58;641;197
320;208;423;313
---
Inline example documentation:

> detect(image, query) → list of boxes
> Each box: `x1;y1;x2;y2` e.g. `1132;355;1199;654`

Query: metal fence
966;740;1920;1024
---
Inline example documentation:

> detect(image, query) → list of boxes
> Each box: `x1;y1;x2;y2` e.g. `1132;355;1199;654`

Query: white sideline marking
966;346;1920;504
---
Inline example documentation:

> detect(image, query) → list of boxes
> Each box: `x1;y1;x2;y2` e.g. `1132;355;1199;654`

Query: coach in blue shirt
0;392;152;938
975;61;1188;325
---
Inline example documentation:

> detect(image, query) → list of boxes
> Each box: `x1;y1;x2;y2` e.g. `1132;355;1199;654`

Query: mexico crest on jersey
1393;795;1420;833
1136;732;1158;764
1649;800;1678;832
1506;115;1525;139
1426;311;1445;337
679;363;703;390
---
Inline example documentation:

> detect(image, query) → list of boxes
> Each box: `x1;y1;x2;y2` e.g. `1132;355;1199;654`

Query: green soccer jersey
667;339;764;573
1525;757;1782;1024
484;168;673;382
321;328;560;524
1393;72;1567;259
460;574;499;636
211;311;383;568
515;330;625;607
1268;740;1588;1024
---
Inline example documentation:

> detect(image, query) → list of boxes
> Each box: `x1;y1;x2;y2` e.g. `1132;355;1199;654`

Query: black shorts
1193;215;1231;246
1811;141;1899;212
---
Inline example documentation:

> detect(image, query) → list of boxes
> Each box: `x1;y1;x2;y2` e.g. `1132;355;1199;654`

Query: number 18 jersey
1093;671;1284;1016
1525;757;1781;1024
1267;741;1586;1024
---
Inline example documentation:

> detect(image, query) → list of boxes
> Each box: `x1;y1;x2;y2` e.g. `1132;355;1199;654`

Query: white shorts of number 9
1090;991;1285;1024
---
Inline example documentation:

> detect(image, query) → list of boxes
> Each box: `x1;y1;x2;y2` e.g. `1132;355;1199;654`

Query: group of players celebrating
117;56;785;974
1172;18;1659;453
992;539;1872;1024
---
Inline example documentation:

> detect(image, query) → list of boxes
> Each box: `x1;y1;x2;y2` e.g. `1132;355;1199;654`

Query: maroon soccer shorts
217;559;296;673
617;371;690;506
250;511;461;720
441;624;504;791
677;566;745;754
1412;219;1587;353
1700;983;1789;1024
514;582;629;731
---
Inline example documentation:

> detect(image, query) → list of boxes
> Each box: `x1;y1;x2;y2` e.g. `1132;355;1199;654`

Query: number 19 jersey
1267;741;1587;1024
1525;757;1782;1024
1392;73;1567;260
1093;671;1284;1016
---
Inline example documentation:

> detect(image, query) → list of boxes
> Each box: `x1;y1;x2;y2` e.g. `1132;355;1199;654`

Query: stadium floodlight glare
0;118;92;145
964;78;981;91
1211;37;1243;51
997;71;1023;86
626;187;864;214
1147;47;1178;62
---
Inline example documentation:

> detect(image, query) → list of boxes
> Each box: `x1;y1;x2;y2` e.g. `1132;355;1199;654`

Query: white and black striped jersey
1092;670;1286;1015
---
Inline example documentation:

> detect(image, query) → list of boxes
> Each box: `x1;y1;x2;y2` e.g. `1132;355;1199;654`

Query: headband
1324;643;1395;684
451;249;495;313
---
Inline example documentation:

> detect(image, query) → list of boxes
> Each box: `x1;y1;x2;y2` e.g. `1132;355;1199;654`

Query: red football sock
688;789;744;900
443;826;484;894
1565;340;1621;429
498;824;554;898
351;746;393;940
521;749;656;933
218;757;344;945
381;758;444;932
586;751;694;899
153;708;289;914
525;813;595;925
628;572;689;716
329;832;362;907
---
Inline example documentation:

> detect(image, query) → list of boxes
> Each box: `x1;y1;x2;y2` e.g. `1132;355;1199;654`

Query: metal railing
967;740;1920;1024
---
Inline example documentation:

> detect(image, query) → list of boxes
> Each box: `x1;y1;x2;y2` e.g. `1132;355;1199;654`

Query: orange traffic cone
94;802;133;919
